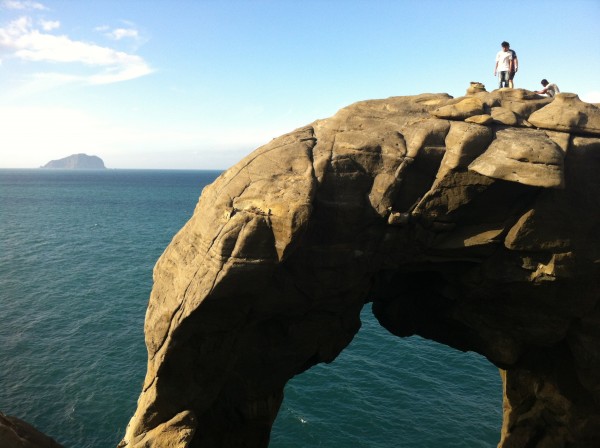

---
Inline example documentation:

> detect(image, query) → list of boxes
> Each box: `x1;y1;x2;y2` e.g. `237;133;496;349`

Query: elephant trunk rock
120;88;600;448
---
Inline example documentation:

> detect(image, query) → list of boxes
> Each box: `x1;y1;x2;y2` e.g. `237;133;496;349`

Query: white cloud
1;0;46;10
108;28;139;41
39;19;59;31
0;16;152;85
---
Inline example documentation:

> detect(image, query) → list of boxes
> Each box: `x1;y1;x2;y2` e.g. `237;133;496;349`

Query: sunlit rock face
119;88;600;448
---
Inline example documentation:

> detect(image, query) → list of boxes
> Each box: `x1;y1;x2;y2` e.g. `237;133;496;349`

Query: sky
1;0;599;170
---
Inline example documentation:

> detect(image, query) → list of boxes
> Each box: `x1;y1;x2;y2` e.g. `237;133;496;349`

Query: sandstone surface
119;87;600;448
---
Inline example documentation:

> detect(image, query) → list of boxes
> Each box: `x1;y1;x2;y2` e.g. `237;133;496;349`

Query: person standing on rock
507;44;518;88
494;41;513;89
535;79;560;97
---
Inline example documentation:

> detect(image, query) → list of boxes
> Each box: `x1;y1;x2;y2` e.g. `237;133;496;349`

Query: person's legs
509;71;516;88
499;71;509;88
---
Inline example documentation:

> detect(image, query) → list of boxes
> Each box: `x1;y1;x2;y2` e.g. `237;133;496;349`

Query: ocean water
0;169;502;447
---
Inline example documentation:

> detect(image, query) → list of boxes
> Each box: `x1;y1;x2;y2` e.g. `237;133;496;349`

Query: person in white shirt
535;79;560;97
494;41;513;89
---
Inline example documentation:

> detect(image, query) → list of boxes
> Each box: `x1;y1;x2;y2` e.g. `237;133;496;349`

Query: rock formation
41;153;106;169
0;412;63;448
119;87;600;448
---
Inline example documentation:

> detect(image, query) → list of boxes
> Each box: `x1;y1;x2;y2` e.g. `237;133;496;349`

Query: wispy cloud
95;22;142;41
0;12;153;85
108;27;139;41
1;0;47;11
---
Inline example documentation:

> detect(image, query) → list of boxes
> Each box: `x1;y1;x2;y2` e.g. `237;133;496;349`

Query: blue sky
1;0;599;169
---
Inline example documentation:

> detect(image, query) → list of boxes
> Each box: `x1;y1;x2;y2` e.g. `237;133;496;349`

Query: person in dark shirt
507;44;518;88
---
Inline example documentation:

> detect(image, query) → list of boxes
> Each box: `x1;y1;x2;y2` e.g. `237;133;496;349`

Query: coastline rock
120;87;600;448
41;153;106;169
490;106;518;125
0;412;63;448
528;93;600;135
468;127;564;188
465;113;493;125
430;96;485;119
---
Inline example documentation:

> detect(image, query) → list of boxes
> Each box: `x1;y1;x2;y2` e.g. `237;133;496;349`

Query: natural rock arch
271;304;503;446
120;89;600;447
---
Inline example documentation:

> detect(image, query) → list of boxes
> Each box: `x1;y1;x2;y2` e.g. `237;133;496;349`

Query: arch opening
271;304;503;447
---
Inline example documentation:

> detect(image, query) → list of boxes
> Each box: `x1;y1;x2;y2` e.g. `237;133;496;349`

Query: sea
0;169;503;447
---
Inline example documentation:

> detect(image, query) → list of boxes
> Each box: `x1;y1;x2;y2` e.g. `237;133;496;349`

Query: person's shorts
509;70;516;80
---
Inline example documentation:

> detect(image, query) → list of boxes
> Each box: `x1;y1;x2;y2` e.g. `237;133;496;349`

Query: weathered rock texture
120;88;600;448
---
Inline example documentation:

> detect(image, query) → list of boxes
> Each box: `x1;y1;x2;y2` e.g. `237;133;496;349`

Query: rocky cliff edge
119;86;600;448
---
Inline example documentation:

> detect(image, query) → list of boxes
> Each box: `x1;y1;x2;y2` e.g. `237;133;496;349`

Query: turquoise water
0;169;502;447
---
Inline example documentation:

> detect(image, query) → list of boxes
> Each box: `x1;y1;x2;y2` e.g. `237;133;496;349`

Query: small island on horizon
41;153;106;170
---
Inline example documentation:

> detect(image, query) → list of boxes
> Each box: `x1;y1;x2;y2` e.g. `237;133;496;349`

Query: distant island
42;153;106;169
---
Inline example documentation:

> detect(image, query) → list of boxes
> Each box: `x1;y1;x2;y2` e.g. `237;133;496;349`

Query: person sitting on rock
535;79;560;97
